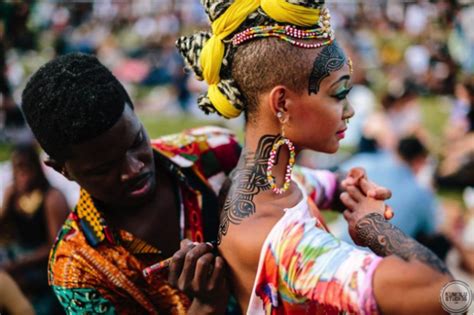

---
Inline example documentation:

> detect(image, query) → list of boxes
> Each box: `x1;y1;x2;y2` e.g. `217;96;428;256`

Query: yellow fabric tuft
261;0;321;26
200;0;260;85
208;84;241;118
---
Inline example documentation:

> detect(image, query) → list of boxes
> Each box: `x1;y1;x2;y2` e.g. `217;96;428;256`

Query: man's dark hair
21;53;133;161
397;136;427;163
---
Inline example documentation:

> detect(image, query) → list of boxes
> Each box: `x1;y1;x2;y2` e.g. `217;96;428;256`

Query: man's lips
125;172;153;197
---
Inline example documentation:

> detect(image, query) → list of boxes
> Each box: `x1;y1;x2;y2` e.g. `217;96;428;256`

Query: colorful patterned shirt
248;174;382;315
48;126;241;315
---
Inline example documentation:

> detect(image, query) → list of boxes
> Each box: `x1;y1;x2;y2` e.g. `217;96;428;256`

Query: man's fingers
208;256;226;292
177;243;213;292
168;249;187;286
180;238;193;249
169;239;196;285
192;253;214;293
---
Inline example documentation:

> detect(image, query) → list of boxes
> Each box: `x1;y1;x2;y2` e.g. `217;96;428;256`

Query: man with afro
21;52;240;314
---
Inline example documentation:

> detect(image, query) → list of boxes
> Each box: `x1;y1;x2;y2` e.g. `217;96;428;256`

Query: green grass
0;143;12;162
419;96;450;153
139;113;245;141
139;114;224;138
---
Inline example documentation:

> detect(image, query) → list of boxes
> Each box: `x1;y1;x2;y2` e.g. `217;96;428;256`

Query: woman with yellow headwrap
178;1;453;314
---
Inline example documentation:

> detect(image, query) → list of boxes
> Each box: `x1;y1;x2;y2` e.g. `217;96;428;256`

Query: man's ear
44;158;72;180
268;86;290;122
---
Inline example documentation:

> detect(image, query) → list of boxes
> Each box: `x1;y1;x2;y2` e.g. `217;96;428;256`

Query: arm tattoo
309;41;347;95
356;213;450;274
217;135;279;243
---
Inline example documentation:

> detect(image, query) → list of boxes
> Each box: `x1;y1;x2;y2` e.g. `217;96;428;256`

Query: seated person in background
21;53;240;314
0;271;35;315
178;0;452;313
437;76;474;188
0;144;69;314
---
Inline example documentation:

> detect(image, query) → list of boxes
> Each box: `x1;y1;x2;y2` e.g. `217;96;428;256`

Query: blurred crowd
1;1;474;314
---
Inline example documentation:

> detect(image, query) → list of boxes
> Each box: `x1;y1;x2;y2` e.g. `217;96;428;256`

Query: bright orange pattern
48;127;241;314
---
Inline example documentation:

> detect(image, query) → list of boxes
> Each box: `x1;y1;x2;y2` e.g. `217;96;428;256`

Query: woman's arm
44;188;69;243
0;185;14;220
342;186;452;315
359;214;452;315
293;166;391;211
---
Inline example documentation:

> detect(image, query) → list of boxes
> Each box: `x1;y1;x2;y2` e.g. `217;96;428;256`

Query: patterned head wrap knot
177;0;334;119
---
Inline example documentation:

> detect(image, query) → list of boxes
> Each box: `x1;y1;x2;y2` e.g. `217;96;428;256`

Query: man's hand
168;239;229;315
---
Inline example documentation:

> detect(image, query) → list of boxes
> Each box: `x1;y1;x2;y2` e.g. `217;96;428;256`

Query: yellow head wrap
200;0;322;118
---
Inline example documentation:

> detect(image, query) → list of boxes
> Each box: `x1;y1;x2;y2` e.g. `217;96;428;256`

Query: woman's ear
268;86;289;122
44;159;71;180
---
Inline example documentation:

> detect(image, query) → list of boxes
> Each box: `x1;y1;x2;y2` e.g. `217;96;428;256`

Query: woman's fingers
340;192;357;211
345;185;364;202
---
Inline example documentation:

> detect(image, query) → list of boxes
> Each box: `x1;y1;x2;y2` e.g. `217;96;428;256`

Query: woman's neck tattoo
309;41;347;95
218;135;280;243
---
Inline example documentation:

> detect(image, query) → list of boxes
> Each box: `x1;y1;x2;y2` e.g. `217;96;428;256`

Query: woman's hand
340;184;386;246
341;167;392;200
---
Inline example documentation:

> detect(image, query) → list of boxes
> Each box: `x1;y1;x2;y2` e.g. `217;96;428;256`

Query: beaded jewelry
267;114;296;195
348;58;354;75
232;8;334;49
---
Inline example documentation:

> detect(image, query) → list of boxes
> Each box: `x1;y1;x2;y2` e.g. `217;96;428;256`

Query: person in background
337;135;451;260
437;77;474;189
0;271;35;315
0;144;69;314
339;136;440;240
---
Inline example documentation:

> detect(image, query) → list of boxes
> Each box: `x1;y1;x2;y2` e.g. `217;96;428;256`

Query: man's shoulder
48;215;101;286
49;215;85;266
152;126;238;149
151;126;242;172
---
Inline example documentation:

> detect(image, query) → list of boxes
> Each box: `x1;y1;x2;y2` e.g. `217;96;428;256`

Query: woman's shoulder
44;187;67;203
43;188;70;215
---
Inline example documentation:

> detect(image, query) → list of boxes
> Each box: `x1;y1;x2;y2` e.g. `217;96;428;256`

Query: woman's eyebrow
330;75;350;89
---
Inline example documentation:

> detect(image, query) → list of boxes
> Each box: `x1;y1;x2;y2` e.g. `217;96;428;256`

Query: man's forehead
67;107;141;162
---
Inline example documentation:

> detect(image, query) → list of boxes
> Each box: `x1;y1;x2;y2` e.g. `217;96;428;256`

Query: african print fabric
48;126;241;314
247;178;382;315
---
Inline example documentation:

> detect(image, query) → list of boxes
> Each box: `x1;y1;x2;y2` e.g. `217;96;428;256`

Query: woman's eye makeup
332;86;352;100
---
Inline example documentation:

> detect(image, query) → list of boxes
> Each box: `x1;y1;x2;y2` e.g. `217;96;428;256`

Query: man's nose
121;153;144;181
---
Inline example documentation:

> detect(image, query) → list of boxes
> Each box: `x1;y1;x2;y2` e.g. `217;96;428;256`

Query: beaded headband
232;7;334;49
